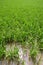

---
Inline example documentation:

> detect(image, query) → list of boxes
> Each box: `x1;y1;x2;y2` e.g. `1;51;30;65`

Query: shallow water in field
0;43;43;65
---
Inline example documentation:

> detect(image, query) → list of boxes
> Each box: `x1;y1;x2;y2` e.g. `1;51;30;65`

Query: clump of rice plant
6;47;19;60
0;44;5;60
30;39;39;62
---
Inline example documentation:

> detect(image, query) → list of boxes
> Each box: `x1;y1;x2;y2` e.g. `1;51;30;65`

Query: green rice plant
13;47;19;58
0;44;5;60
0;0;43;60
39;38;43;51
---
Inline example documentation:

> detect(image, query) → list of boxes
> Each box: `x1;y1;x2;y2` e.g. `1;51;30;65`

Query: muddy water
17;45;34;65
0;60;8;65
23;49;34;65
39;53;43;65
0;61;2;65
0;59;18;65
0;43;43;65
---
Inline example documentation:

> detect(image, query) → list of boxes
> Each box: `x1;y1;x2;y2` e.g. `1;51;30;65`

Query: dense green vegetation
0;0;43;60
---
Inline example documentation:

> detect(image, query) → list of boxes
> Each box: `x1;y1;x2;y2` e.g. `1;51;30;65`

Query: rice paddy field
0;0;43;64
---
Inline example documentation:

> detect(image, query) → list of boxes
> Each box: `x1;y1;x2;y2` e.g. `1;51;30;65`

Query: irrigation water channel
0;43;43;65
